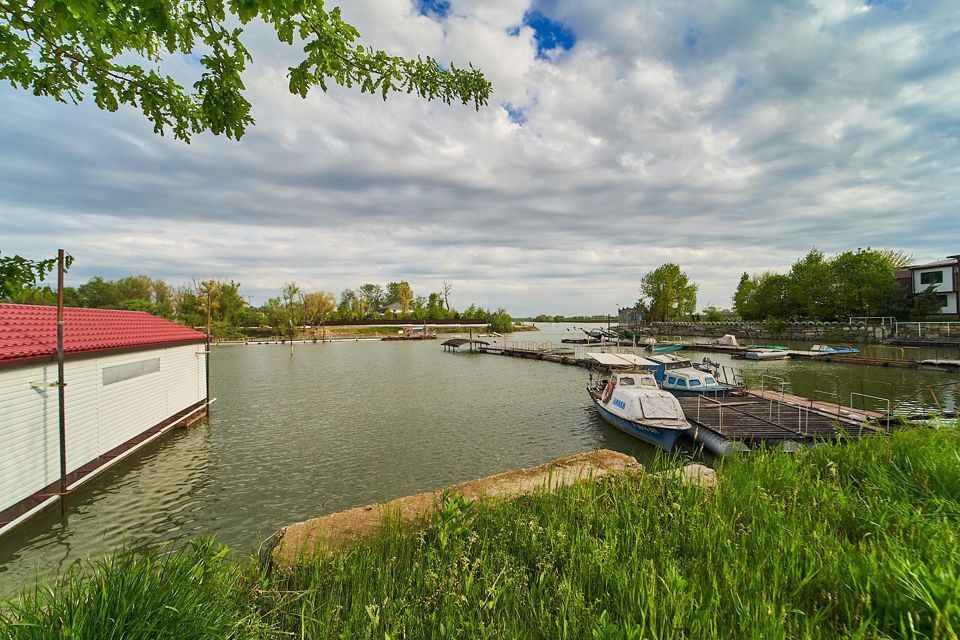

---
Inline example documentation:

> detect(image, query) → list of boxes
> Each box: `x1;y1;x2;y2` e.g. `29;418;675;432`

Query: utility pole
56;249;68;514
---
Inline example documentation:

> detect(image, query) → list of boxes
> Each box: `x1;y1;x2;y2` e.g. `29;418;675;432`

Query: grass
2;424;958;639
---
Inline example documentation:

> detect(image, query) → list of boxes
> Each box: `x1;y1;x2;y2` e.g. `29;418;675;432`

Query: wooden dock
468;343;896;455
679;393;888;456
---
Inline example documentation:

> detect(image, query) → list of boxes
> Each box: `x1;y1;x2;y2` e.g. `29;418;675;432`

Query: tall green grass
3;424;958;639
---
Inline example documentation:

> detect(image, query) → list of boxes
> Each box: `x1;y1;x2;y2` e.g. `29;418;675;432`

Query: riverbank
222;323;539;342
3;424;957;639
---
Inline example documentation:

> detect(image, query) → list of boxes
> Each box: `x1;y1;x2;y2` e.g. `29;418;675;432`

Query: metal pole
56;249;68;514
205;292;211;409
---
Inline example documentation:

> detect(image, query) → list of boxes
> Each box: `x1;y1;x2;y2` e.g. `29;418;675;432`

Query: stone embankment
268;450;715;567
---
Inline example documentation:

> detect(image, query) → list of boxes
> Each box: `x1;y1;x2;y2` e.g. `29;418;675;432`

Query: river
0;323;957;596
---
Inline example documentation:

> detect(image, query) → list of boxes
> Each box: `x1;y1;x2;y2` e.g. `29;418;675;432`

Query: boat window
705;377;716;385
677;379;687;387
641;378;656;386
667;376;677;384
689;379;701;386
619;377;635;387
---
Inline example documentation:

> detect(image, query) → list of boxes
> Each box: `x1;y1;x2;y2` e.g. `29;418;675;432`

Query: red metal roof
0;304;208;365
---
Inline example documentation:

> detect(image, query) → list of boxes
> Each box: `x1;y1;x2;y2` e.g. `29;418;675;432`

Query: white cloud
1;0;958;314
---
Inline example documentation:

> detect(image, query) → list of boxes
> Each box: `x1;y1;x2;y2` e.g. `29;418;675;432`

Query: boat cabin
608;372;659;389
662;369;718;390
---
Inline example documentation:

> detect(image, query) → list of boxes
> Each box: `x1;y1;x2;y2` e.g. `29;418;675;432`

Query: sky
1;0;959;315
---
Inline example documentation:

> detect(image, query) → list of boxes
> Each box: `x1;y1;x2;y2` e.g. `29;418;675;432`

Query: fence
893;322;960;340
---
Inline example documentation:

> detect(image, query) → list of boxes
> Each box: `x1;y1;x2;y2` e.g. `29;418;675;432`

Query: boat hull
650;344;684;354
591;397;687;450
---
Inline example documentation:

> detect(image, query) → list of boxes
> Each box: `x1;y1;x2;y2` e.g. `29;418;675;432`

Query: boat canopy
586;352;659;368
639;394;683;420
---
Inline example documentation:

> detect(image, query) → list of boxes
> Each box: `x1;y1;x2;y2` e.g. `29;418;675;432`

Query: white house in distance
896;255;960;319
0;304;209;534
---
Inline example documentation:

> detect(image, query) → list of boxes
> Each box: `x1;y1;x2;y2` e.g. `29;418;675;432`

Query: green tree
749;273;794;319
639;263;698;322
830;249;899;318
303;290;336;338
701;306;724;322
172;285;203;327
281;282;303;335
427;292;446;319
357;283;385;313
732;272;756;319
263;297;286;334
911;284;944;319
1;2;492;142
337;289;357;319
114;275;153;303
787;249;834;320
411;295;428;320
78;276;122;308
489;308;514;333
0;251;71;301
387;281;414;314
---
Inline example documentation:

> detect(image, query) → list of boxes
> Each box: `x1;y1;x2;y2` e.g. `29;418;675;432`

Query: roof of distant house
908;258;959;270
0;303;208;365
384;302;404;311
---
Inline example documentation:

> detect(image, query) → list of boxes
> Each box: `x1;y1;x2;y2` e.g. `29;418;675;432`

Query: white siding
913;267;954;294
0;343;206;515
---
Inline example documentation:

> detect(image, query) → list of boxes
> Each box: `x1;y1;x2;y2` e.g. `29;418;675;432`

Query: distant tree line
0;257;511;338
527;314;612;323
732;248;936;321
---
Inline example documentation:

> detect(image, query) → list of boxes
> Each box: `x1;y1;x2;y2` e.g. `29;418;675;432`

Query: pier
460;341;912;455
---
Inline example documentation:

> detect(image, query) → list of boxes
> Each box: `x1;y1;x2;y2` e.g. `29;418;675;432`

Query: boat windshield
640;378;657;387
618;377;635;387
705;377;716;385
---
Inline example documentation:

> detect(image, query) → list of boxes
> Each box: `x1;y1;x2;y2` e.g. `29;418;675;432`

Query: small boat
649;343;684;354
744;348;790;361
809;344;859;355
644;354;736;396
587;371;690;450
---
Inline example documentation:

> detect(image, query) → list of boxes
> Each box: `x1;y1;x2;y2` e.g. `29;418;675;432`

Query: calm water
1;323;957;595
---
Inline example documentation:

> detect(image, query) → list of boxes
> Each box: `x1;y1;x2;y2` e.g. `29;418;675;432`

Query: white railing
894;322;960;340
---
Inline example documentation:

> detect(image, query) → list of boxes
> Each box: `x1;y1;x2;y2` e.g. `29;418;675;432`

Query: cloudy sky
2;0;958;314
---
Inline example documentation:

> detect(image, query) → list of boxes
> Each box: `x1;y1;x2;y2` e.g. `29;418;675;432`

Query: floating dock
680;393;887;456
464;343;900;455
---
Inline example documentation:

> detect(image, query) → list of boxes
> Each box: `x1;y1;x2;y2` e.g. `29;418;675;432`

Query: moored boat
587;371;690;450
743;348;790;361
809;344;860;355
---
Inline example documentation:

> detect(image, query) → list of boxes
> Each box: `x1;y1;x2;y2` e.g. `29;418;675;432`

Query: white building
0;304;208;534
898;255;960;319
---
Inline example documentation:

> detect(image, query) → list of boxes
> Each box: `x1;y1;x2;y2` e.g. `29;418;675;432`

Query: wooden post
56;249;68;513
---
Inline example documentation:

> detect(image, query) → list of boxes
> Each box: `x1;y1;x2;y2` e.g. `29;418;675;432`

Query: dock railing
696;394;725;434
850;393;892;434
759;375;788;424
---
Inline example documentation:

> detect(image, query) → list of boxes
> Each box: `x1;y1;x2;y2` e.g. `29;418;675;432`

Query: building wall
0;343;206;515
912;266;954;295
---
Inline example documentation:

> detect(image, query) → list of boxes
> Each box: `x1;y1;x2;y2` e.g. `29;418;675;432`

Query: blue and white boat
587;370;690;450
643;354;736;397
810;344;860;355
